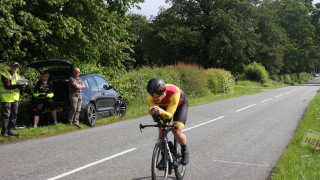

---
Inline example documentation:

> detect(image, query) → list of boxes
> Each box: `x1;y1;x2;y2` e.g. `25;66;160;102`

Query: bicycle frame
140;121;180;167
141;117;187;180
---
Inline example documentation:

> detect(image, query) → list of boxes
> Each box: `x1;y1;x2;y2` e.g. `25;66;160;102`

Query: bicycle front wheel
174;142;186;180
152;139;169;180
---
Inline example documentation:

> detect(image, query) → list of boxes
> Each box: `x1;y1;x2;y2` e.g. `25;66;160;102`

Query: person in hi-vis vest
0;62;28;137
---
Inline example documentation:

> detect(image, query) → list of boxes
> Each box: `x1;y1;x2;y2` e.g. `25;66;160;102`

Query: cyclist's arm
161;93;180;119
146;93;157;108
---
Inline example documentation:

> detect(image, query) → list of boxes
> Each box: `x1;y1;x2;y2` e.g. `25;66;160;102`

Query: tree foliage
0;0;143;69
129;0;320;75
1;0;320;76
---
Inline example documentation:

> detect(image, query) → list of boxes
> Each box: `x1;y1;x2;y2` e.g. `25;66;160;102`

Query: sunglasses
148;90;165;98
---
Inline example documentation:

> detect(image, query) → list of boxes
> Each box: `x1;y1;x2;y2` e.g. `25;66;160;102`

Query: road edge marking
213;159;269;167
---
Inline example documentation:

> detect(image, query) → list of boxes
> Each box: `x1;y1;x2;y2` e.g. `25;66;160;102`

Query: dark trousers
34;98;56;116
1;102;19;134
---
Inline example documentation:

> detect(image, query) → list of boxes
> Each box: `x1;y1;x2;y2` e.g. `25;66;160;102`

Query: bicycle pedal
173;161;181;167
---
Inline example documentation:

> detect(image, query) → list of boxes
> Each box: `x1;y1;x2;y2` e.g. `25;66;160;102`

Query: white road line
47;148;137;180
236;104;256;112
261;98;272;103
213;159;269;167
284;92;290;94
183;116;225;132
275;94;283;98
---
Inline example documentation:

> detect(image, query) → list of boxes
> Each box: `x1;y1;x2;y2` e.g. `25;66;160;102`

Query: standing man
0;62;28;137
68;68;85;129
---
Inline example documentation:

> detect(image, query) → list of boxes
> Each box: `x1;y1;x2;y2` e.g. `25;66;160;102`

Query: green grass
0;80;285;144
271;92;320;180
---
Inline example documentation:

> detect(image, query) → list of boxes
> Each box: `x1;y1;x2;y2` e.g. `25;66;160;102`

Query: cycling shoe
156;158;166;170
181;151;189;165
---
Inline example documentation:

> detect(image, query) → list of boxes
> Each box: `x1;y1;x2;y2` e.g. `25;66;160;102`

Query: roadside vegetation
271;91;320;179
0;62;313;144
0;80;279;144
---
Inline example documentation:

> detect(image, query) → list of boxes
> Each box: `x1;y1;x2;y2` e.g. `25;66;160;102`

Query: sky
129;0;171;18
131;0;320;19
130;0;320;18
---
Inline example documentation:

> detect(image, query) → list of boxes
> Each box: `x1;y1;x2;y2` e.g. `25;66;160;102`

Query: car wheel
85;103;97;127
116;98;126;117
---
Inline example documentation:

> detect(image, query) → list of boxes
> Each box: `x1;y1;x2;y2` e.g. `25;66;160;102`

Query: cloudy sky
129;0;171;18
130;0;320;18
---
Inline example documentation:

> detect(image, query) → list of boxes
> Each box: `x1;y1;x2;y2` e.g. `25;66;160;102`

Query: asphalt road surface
1;78;320;180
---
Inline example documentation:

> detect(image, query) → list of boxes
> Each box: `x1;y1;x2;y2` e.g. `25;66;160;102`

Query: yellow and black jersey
146;84;186;119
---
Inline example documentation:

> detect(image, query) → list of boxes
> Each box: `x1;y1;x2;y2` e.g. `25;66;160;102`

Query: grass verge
0;80;285;144
271;91;320;179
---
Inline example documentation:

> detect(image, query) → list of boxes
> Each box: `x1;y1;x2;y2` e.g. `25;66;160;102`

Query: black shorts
172;96;188;127
34;98;56;116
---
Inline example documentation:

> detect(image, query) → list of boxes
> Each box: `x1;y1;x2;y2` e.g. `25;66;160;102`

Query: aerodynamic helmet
147;78;166;98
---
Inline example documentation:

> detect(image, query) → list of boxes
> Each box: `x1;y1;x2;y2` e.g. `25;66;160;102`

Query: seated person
32;71;58;128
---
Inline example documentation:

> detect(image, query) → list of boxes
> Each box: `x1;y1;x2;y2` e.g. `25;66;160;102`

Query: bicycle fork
165;140;180;167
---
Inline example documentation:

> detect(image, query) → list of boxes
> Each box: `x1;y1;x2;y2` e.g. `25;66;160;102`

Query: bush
107;63;210;104
234;72;246;81
289;73;298;83
174;63;208;97
206;68;235;94
280;74;292;84
298;72;313;83
270;74;281;82
244;62;269;83
274;72;313;85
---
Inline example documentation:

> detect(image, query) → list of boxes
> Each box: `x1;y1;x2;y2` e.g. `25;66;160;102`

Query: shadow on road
296;78;320;87
295;84;320;86
132;176;176;180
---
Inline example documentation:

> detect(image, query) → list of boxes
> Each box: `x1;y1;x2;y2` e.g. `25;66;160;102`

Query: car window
87;76;99;91
84;80;89;89
94;76;108;90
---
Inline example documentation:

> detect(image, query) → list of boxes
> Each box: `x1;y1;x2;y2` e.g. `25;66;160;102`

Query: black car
26;59;126;126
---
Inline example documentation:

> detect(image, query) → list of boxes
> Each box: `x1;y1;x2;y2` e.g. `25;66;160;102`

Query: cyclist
146;77;189;167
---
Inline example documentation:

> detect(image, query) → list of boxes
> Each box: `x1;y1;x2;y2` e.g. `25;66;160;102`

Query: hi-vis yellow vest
0;71;20;102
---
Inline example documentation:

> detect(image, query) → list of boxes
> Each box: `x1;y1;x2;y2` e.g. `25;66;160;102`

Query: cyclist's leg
156;127;166;169
172;124;186;145
172;97;188;142
172;98;189;165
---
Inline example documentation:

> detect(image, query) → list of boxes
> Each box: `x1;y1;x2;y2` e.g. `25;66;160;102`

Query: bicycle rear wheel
174;142;186;180
152;139;169;180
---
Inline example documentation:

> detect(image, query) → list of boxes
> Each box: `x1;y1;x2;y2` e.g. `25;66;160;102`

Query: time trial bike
140;116;186;180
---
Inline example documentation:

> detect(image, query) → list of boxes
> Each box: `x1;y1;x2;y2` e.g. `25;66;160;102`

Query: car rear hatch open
26;59;74;80
27;59;74;122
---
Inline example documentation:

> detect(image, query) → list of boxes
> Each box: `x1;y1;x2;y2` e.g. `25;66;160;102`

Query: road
1;79;320;180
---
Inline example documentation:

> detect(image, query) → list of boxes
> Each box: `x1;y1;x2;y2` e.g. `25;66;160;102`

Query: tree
128;0;320;75
253;0;286;75
274;0;315;73
144;0;261;73
0;0;143;69
127;13;153;66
